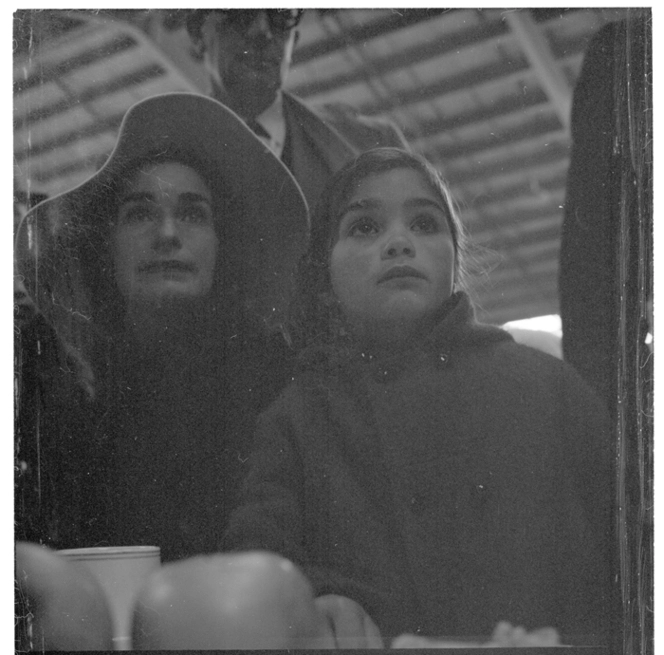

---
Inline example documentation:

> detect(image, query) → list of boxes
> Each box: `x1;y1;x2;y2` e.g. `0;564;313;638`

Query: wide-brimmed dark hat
15;92;309;329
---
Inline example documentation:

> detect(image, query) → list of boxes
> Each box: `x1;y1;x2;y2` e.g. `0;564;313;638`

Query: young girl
134;147;615;649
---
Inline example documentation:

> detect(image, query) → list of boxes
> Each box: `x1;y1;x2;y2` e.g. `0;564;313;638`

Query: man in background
183;9;409;211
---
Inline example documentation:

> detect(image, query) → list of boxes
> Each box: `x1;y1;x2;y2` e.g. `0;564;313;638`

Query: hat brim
16;92;309;327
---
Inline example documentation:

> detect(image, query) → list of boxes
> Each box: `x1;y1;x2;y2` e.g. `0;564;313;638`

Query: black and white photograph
13;7;653;652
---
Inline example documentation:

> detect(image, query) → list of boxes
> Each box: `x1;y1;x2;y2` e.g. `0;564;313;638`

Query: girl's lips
378;266;427;283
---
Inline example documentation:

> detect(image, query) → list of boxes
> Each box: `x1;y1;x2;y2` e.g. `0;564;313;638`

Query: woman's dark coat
15;308;293;563
224;293;615;642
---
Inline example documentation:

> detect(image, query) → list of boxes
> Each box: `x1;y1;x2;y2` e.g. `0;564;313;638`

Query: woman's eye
348;219;379;237
119;204;156;224
412;215;440;233
180;205;212;224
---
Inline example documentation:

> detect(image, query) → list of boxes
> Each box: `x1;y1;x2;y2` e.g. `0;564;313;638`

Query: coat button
437;352;450;366
373;366;395;383
469;483;490;511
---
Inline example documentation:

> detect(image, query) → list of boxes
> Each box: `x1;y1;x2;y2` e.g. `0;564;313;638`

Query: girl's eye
348;218;379;237
180;204;212;224
118;204;156;224
411;215;441;234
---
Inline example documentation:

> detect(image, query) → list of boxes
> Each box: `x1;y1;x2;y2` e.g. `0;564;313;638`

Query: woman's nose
382;231;415;259
153;215;181;250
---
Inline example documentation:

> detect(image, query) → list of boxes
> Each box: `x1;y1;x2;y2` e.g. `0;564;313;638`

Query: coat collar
296;292;513;375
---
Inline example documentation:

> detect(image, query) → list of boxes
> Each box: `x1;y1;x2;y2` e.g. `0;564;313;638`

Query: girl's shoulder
501;326;562;360
488;335;607;407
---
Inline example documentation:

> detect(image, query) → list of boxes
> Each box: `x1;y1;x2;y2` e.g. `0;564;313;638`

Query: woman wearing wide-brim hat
14;92;309;563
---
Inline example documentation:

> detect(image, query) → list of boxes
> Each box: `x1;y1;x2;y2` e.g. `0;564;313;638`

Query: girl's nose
382;231;415;259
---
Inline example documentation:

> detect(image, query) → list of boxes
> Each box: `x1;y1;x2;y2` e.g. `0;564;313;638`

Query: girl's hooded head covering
288;146;469;351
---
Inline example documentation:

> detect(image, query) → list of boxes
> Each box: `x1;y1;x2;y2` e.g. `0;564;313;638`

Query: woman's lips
138;261;195;274
378;266;427;283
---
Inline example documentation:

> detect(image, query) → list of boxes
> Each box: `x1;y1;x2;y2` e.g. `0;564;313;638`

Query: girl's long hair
287;147;473;351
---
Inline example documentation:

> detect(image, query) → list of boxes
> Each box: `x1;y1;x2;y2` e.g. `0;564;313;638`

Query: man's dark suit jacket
282;92;409;212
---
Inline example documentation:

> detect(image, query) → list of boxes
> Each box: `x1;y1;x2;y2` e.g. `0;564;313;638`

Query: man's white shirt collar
253;93;286;159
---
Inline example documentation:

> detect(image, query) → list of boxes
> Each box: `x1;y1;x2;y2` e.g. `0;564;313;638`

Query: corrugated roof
13;7;642;324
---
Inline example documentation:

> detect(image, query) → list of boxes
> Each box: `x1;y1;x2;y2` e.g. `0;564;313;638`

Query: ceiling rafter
13;8;632;324
504;9;572;131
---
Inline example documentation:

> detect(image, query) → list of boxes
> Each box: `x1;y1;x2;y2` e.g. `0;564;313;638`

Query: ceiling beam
463;168;567;211
420;113;563;161
474;272;559;306
476;295;560;325
472;216;562;250
442;137;569;187
15;64;167;128
504;9;572;131
291;12;509;98
14;111;125;163
292;9;457;67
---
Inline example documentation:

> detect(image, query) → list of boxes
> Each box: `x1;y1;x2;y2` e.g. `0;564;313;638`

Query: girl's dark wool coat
224;292;614;642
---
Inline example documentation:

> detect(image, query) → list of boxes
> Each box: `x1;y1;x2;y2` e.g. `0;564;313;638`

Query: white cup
58;545;161;651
